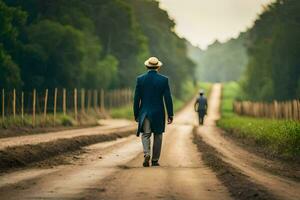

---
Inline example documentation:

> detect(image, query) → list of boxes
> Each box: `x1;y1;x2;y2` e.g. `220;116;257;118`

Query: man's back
134;70;173;134
133;56;173;167
197;96;207;110
137;70;168;111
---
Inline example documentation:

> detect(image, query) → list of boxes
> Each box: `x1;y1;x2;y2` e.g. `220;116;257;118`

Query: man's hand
168;116;173;124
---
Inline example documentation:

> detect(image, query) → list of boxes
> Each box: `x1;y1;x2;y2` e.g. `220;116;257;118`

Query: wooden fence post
113;90;116;108
13;89;16;119
128;88;132;105
53;88;57;126
116;90;119;107
232;99;300;121
32;89;36;127
94;89;98;112
98;90;101;112
43;89;48;124
87;90;91;112
81;89;85;114
63;88;66;116
284;101;290;119
284;101;288;119
289;101;293;120
274;101;278;119
279;102;283;119
125;89;128;105
2;89;4;122
109;92;112;109
101;89;104;111
233;101;236;114
292;100;298;121
118;89;121;107
114;90;117;107
21;91;24;123
298;100;300;121
74;88;78;122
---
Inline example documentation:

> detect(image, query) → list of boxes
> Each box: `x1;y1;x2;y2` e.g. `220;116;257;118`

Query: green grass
0;111;99;129
217;82;300;159
110;105;133;120
1;113;73;127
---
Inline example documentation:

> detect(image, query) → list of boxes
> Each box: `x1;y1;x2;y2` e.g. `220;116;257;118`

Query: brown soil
0;83;298;200
193;130;278;200
220;130;300;181
0;119;135;150
0;128;135;172
0;113;101;138
0;90;232;200
197;83;300;200
0;125;97;139
80;125;231;200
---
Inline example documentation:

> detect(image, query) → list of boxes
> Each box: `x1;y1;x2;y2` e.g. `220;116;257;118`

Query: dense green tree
242;0;300;101
4;0;149;89
129;0;195;97
0;0;25;88
85;0;149;87
0;48;21;88
22;20;87;89
1;0;195;99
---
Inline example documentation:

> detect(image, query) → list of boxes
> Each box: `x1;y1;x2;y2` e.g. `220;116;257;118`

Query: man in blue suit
133;57;174;167
194;90;208;125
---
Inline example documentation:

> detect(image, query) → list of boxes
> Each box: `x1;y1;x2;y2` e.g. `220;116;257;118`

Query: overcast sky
159;0;274;49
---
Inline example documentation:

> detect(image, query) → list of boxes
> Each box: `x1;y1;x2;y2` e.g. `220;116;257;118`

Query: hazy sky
159;0;274;49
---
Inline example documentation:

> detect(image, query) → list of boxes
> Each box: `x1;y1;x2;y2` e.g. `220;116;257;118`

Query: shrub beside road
218;82;300;160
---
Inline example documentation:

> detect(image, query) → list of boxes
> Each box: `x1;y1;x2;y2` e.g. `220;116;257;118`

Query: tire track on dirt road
0;119;135;150
0;92;231;200
2;83;295;200
0;135;141;199
78;94;231;200
196;83;300;200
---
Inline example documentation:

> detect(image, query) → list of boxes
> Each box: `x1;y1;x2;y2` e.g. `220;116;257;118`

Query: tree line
241;0;300;101
189;0;299;101
0;0;195;98
187;33;248;83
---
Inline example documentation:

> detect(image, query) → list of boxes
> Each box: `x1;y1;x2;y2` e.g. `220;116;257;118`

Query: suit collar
148;70;158;74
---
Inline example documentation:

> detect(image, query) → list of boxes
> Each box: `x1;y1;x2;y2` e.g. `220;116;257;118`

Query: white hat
144;57;163;68
199;90;204;94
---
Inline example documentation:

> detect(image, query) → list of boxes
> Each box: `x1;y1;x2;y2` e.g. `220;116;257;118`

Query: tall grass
0;111;99;129
218;82;300;159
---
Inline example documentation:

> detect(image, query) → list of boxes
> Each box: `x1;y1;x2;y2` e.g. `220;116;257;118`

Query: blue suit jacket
133;70;173;135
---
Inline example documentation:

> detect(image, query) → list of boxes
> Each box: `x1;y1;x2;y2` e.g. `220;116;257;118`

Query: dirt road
0;84;298;200
0;86;231;200
196;84;300;200
0;119;135;149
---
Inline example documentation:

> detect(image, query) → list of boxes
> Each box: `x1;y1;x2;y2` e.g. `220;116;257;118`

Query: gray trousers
141;118;163;162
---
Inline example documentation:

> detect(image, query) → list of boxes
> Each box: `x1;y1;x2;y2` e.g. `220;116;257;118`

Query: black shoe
151;161;160;166
143;155;150;167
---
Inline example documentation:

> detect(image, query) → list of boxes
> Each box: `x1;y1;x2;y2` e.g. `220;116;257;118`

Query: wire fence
0;88;133;127
233;100;300;121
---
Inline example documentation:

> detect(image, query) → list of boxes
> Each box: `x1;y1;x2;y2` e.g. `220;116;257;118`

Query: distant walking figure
133;57;174;167
194;90;208;125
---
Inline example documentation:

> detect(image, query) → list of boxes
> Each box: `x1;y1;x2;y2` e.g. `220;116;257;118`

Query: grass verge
217;82;300;161
193;128;278;200
0;112;100;138
110;106;133;120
